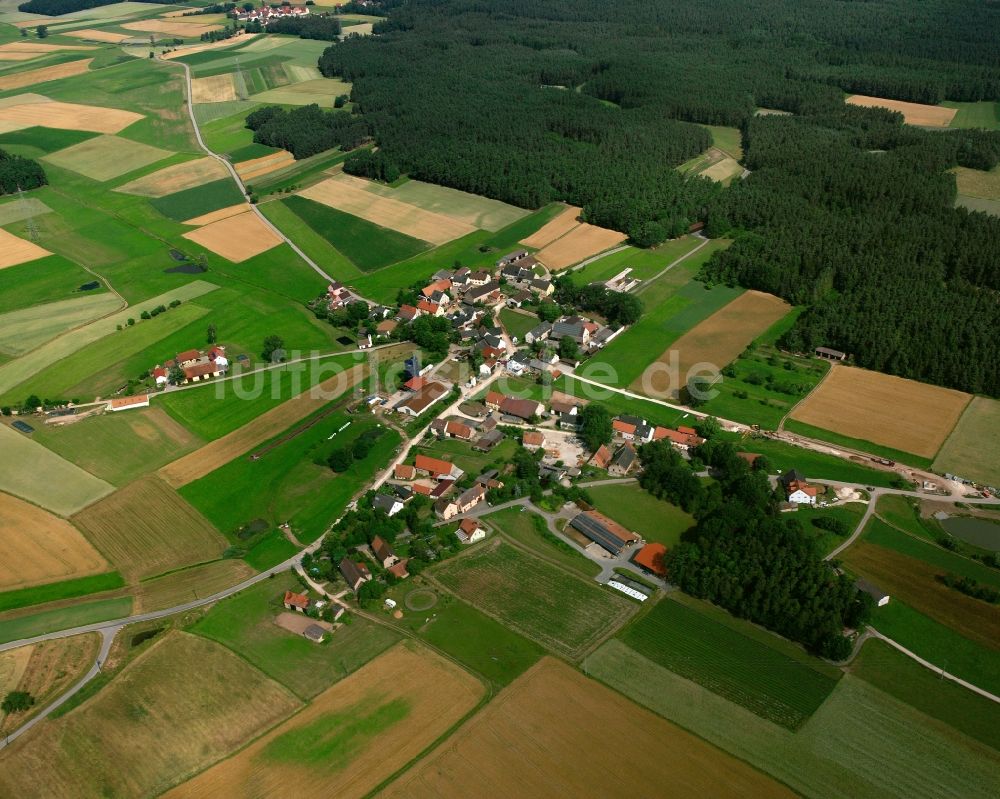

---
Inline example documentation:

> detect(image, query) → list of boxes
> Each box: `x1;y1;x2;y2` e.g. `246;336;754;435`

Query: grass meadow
0;596;132;644
0;256;105;315
0;572;124;614
587;482;694;547
619;595;840;729
569;235;702;285
150;178;245;221
433;539;634;659
487;506;601;578
190;573;400;699
933;396;1000;486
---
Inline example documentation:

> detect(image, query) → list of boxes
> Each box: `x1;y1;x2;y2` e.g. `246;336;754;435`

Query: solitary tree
207;323;217;344
2;691;35;713
168;365;185;385
36;25;48;39
262;335;285;362
578;403;612;453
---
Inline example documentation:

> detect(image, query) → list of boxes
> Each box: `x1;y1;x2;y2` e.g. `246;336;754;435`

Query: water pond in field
939;515;1000;551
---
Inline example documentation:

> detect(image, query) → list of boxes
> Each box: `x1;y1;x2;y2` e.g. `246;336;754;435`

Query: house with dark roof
609;443;638;476
395;381;448;417
373;493;404;517
303;624;327;643
569;510;641;556
339;558;372;593
524;321;552;345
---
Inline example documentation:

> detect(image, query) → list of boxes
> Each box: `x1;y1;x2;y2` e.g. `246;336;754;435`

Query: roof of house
417;299;439;315
787;480;818;497
445;420;474;439
283;590;309;610
570;510;640;555
613;420;636;435
434;496;458;514
590;444;612;469
550;399;579;414
779;469;809;486
422;279;451;296
611;443;637;470
183;361;219;379
404;376;426;391
653;426;705;447
395;463;417;480
499;396;540;420
399;381;448;414
431;479;456;498
371;535;395;563
339;558;370;588
411;481;434;495
175;348;200;363
376;319;398;333
373;494;401;514
398;304;419;320
457;483;486;506
459;517;481;533
523;431;545;446
388;560;409;578
816;346;847;358
485;390;504;407
109;394;149;410
415;453;455;477
633;543;667;576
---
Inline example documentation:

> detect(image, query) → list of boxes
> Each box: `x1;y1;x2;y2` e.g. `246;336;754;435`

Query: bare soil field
135;559;254;612
534;221;627;270
0;492;109;592
519;204;581;248
384;657;794;799
0;631;300;799
0;97;143;134
933;396;1000;486
235;150;295;181
842;541;1000;650
71;475;227;582
182;209;283;262
183;202;249;226
163;642;483;799
158;363;366;487
0;58;91;92
0;423;114;517
789;365;970;459
63;29;132;43
0;226;51;269
0;633;99;736
299;173;472;244
191;73;237;104
846;95;958;127
44;134;172;182
122;19;223;36
640;290;790;396
115;155;228;197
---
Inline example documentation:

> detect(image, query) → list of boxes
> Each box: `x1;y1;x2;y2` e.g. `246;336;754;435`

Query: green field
29;407;203;487
150;178;246;222
619;595;839;728
790;500;866;556
704;124;744;158
281;196;430;272
0;422;114;516
190;574;399;699
242;528;300;570
498;308;538;343
383;585;543;687
0;196;53;227
258;198;364;283
0;126;99;156
181;408;400;542
487;506;601;578
0;280;219;401
0;293;122;357
0;572;124;614
585;639;1000;799
933;396;1000;486
0;257;105;315
944;100;1000;129
412;436;517;479
850;638;1000;751
433;540;633;658
0;596;132;645
584;241;739;387
871;599;1000;696
44;134;172;183
587;482;694;547
569;236;702;285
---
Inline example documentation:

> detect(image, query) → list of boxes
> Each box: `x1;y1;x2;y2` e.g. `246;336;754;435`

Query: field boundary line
636;235;710;292
778;358;833;432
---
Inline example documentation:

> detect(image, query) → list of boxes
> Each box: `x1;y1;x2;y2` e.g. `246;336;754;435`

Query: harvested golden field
43;134;172;182
534;221;627;270
0;632;300;799
163;642;484;799
161;33;261;60
0;58;92;92
184;202;249;226
158;363;366;487
846;95;957;127
842;541;1000;650
135;559;254;612
235;149;295;181
63;29;132;43
0;53;37;62
640;290;790;397
0;43;93;56
71;475;226;582
384;657;794;799
191;73;237;103
122;19;224;36
115;155;228;197
0;634;99;736
519;204;581;248
299;173;472;244
701;155;743;183
0;226;51;269
0;492;109;592
789;365;970;459
0;98;142;134
182;209;283;262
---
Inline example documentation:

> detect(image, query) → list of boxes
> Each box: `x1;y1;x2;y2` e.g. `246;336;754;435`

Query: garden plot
115;155;229;197
0;491;109;592
0;58;92;92
181;209;283;262
0;227;51;270
43;134;172;182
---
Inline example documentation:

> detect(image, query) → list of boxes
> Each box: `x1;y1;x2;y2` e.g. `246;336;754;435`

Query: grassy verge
0;573;124;614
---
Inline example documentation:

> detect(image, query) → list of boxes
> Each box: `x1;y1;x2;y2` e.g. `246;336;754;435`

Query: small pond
940;516;1000;551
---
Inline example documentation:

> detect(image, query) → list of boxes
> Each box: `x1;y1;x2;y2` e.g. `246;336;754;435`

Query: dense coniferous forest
245;105;368;159
0;149;46;195
640;439;872;659
312;0;1000;395
262;14;342;41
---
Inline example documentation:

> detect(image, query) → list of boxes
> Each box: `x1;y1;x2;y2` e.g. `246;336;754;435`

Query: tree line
245;104;368;159
260;14;342;40
18;0;171;14
0;149;46;195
